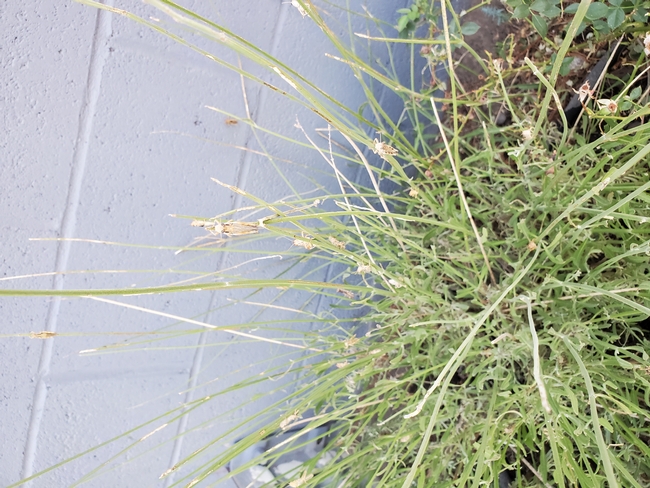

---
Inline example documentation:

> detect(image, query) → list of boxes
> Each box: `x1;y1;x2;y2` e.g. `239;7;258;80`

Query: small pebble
568;56;585;72
495;108;511;126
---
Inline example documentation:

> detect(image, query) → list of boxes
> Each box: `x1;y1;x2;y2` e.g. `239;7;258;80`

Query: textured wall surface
0;1;412;486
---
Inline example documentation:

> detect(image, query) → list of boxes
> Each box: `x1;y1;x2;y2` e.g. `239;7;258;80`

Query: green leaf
513;4;531;18
530;0;551;12
586;2;609;19
564;3;580;13
607;7;626;28
632;7;647;21
541;5;562;17
609;0;623;6
560;56;574;76
423;228;437;247
630;86;642;100
531;14;548;36
406;12;419;21
461;21;481;36
591;18;611;32
397;15;410;32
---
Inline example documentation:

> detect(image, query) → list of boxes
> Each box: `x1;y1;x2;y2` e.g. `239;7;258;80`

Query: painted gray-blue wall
0;1;413;486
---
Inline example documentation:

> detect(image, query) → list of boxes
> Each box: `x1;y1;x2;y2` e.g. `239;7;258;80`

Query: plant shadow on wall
5;0;650;487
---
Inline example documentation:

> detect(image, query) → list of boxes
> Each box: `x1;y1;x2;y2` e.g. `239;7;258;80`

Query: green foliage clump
506;0;650;37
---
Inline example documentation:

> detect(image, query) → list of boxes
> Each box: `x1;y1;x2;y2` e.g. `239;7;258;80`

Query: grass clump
5;0;650;486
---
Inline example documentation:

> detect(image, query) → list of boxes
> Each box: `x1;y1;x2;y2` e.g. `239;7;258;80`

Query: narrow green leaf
397;15;410;32
531;14;548;36
600;417;614;433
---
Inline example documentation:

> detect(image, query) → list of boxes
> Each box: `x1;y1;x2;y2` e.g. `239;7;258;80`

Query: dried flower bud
574;81;594;104
356;264;372;275
596;98;618;114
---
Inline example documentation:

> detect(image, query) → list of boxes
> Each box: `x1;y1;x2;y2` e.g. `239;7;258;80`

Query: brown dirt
454;1;519;91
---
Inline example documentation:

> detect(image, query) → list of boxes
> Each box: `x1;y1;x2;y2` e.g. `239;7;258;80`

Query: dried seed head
409;187;419;198
222;221;259;236
522;128;533;141
372;138;398;159
192;219;261;237
343;336;360;350
337;288;355;299
345;375;357;394
293;237;314;250
280;410;302;430
191;219;210;227
388;278;404;288
492;58;504;73
291;0;309;18
356;264;372;275
328;236;346;250
29;331;57;339
644;32;650;56
527;240;537;251
289;471;313;488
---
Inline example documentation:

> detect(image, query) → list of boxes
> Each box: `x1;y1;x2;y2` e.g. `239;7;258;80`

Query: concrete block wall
0;1;412;486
